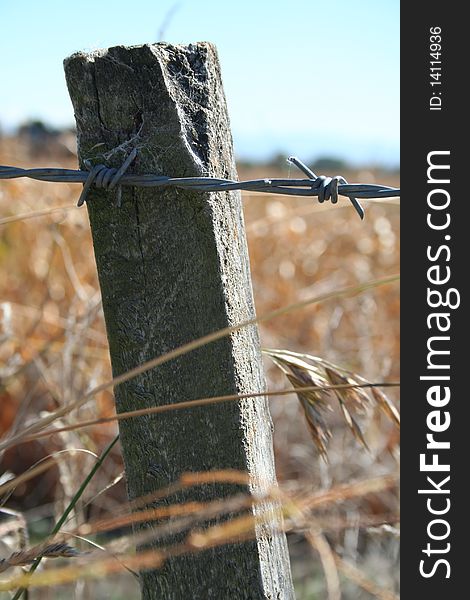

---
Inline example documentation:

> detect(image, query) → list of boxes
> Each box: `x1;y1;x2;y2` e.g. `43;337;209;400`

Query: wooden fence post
64;43;294;599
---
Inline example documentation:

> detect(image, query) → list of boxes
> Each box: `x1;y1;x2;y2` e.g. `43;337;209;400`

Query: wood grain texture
64;42;294;599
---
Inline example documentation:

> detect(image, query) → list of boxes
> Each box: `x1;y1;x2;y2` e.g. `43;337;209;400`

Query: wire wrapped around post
0;154;400;220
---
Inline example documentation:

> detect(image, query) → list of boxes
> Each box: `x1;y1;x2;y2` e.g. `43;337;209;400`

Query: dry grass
0;135;399;598
264;349;399;459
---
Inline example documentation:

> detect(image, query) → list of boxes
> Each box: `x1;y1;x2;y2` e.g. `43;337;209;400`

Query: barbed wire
0;152;400;220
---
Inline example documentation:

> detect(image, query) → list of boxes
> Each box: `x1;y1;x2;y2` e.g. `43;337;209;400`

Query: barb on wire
0;153;400;219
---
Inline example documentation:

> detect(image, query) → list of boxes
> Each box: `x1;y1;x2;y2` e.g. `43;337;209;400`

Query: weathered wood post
64;43;294;599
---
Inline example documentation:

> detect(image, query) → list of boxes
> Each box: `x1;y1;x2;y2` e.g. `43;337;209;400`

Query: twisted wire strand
0;154;400;219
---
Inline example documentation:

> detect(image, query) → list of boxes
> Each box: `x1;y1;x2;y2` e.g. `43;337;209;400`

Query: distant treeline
237;151;400;174
237;153;352;173
11;119;76;140
1;120;399;173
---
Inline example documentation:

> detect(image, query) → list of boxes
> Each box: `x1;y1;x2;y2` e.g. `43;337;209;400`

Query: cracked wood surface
64;43;294;599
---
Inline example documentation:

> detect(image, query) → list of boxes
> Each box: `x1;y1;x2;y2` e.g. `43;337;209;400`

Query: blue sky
0;0;399;166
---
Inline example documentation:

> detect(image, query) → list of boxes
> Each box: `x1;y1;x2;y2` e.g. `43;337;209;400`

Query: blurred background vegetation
0;121;399;598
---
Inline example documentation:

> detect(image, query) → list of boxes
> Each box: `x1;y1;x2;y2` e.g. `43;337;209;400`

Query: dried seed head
264;348;399;459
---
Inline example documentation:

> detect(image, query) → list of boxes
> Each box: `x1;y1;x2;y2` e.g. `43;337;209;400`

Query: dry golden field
0;134;399;599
